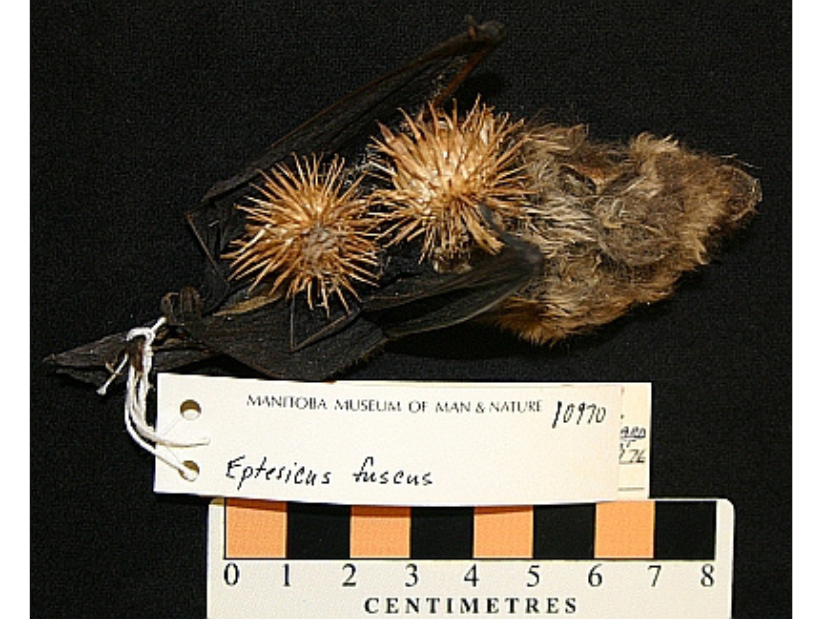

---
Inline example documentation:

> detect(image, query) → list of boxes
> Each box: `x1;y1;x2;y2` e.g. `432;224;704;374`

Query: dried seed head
224;155;379;313
371;101;529;268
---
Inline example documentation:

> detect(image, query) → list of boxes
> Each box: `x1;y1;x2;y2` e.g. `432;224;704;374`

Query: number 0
223;563;240;587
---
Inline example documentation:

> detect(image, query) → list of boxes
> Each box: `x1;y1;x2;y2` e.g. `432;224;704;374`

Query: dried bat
47;20;539;385
47;19;760;389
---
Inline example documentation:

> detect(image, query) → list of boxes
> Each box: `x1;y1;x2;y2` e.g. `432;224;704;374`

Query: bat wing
48;21;527;384
364;236;543;340
162;287;384;381
165;233;541;381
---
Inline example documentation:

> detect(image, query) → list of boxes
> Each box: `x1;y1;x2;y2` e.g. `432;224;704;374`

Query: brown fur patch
487;125;760;344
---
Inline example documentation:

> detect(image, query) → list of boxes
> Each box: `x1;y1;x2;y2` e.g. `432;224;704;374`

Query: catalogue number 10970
551;401;608;428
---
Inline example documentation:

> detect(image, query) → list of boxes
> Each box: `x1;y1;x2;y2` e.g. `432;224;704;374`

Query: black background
31;1;791;617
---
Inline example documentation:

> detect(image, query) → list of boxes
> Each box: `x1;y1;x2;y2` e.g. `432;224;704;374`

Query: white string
98;316;209;480
96;356;128;396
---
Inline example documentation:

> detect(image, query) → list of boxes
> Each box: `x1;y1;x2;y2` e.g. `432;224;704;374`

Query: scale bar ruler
207;498;733;617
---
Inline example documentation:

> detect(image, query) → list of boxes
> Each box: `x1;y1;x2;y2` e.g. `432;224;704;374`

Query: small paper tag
153;376;645;506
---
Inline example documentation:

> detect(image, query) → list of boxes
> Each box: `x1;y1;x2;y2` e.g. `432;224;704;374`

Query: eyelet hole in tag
180;399;202;420
179;459;200;481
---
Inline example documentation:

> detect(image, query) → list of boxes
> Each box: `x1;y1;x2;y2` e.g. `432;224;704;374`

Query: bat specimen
47;20;760;389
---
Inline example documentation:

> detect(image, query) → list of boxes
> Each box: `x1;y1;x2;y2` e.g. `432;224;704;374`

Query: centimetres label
154;378;650;506
206;499;733;618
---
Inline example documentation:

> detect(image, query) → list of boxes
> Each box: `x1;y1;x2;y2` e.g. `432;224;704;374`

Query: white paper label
153;376;647;506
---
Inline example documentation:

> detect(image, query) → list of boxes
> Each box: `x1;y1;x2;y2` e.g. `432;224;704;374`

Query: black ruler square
533;504;596;559
655;500;717;560
286;502;351;559
410;507;475;559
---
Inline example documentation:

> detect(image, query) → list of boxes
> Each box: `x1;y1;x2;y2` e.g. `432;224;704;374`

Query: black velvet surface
31;2;791;616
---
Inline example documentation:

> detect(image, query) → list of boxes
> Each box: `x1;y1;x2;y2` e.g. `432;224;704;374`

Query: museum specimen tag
206;498;733;618
153;376;649;506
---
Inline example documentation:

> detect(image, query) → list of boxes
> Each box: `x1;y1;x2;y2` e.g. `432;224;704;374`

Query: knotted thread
98;316;209;479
